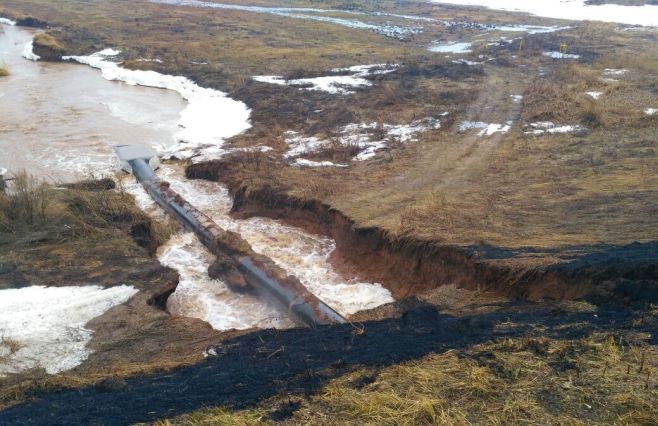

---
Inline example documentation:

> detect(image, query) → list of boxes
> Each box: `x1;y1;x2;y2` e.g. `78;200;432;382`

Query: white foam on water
63;49;251;162
159;232;294;330
429;0;658;27
126;165;394;329
0;285;137;375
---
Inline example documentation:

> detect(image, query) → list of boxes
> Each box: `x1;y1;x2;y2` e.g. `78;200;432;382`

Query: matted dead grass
163;333;658;425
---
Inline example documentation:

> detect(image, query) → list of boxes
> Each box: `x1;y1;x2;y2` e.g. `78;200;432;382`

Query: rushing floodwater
0;23;393;333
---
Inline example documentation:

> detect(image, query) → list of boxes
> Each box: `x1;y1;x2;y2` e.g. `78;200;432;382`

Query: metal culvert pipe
115;145;346;327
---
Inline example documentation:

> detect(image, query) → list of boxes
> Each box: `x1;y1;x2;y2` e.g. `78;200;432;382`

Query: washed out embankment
121;147;345;327
187;162;658;306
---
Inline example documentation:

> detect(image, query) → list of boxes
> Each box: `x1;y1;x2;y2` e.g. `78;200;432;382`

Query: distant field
2;0;655;251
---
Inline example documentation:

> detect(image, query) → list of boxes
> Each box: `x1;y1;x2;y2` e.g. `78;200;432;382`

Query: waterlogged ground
0;21;393;359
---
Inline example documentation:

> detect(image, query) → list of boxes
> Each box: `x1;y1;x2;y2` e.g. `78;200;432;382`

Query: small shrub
0;66;9;77
2;172;49;224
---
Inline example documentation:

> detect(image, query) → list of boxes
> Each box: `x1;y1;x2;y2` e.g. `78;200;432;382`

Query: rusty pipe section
115;145;346;327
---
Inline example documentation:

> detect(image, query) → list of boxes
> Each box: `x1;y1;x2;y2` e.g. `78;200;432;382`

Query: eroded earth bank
0;0;656;423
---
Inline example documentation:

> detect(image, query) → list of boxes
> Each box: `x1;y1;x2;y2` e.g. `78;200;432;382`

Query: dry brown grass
0;171;49;228
164;333;657;425
0;66;8;77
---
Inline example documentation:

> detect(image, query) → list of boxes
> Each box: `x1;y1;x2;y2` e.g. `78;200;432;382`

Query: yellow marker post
560;41;568;55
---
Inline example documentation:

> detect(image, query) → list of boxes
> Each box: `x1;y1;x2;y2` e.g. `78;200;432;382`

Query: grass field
168;332;657;425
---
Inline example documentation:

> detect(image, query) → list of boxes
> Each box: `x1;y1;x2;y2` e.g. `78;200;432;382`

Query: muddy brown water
0;24;185;182
0;23;393;336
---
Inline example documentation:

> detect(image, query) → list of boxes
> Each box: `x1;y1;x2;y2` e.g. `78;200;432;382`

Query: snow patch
511;94;523;102
0;17;16;26
603;68;627;77
543;51;580;59
293;159;348;168
429;41;472;53
645;108;657;116
458;121;511;136
22;41;40;61
525;122;586;135
429;0;658;27
452;59;482;66
0;285;138;375
253;64;397;95
63;49;251;162
586;91;603;100
284;117;441;162
494;24;571;34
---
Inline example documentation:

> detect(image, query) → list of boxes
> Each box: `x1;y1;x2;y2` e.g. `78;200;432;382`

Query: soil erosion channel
0;23;393;331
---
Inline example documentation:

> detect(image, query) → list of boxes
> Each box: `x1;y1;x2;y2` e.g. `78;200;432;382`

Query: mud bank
187;162;657;306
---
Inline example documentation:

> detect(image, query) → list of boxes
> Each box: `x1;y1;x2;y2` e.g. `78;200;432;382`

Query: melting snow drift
525;122;586;135
283;117;442;162
429;0;658;27
0;285;137;375
63;49;251;161
0;17;16;26
429;42;473;53
543;51;580;60
253;64;397;95
22;41;40;61
459;121;511;136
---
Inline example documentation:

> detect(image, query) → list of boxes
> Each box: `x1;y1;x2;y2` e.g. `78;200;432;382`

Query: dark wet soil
0;301;654;425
